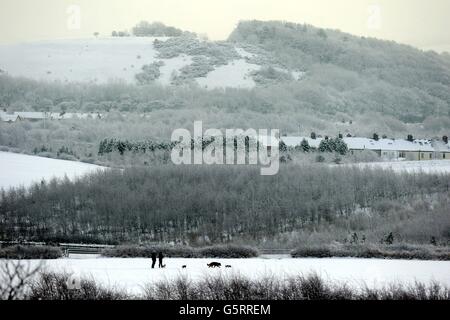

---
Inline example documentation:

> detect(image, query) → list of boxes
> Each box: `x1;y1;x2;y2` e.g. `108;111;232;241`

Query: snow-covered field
0;151;105;190
353;160;450;174
12;255;450;295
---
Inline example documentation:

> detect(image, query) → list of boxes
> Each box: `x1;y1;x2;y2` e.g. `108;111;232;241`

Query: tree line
99;136;349;157
0;165;448;245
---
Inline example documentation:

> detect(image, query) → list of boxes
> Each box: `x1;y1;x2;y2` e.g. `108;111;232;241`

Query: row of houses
0;111;103;122
0;111;156;123
280;135;450;161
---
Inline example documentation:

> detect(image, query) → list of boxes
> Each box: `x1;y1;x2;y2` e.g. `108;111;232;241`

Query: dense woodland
0;165;449;246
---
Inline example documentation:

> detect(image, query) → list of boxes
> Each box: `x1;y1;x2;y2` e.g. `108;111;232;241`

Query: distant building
342;137;435;161
0;112;21;123
433;138;450;160
281;136;321;149
13;112;47;120
0;111;102;121
280;135;449;161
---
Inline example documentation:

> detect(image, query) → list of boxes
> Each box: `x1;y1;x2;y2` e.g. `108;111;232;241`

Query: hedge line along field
291;243;450;260
0;245;62;259
22;271;449;300
102;244;259;258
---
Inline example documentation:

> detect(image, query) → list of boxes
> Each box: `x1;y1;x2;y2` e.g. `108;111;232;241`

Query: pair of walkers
151;251;164;268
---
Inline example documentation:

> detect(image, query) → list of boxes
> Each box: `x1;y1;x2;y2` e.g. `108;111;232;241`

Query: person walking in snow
151;252;157;269
158;251;164;268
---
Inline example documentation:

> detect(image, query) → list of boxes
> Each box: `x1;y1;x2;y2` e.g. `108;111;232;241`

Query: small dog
225;265;232;268
207;262;221;268
182;265;187;268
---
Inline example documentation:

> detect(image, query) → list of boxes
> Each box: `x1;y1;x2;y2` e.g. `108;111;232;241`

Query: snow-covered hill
0;37;172;84
0;151;105;190
0;37;298;89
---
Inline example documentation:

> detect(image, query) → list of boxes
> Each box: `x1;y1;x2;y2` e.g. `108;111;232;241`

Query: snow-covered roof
343;137;378;150
258;135;280;147
411;139;435;152
0;111;103;120
0;113;20;122
49;112;64;120
281;136;438;152
344;137;435;152
433;141;450;152
52;112;102;119
13;112;46;119
281;136;322;148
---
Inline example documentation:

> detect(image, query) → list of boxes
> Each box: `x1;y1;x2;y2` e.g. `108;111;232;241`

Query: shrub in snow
28;271;127;300
250;66;294;85
135;61;164;85
0;245;62;259
102;244;259;258
198;245;259;258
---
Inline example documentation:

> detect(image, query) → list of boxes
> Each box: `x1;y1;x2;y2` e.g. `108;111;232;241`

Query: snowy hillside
0;37;298;89
196;59;260;89
0;151;105;190
0;37;173;84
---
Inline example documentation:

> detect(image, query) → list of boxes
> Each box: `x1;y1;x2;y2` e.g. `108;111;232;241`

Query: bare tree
0;260;41;300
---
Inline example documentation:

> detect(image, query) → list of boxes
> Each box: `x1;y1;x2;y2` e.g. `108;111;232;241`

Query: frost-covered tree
300;138;310;152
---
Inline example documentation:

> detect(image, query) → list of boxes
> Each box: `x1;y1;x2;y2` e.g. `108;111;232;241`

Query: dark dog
225;265;232;268
182;265;187;268
207;262;221;268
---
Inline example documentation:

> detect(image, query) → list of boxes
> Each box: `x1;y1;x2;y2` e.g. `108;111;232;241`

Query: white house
13;112;47;120
433;139;450;160
281;136;322;149
281;135;444;161
0;112;21;123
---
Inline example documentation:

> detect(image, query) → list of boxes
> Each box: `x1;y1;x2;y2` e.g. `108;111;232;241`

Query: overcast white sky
1;0;449;51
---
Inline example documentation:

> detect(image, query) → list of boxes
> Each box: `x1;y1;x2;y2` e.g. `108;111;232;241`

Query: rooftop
281;136;444;152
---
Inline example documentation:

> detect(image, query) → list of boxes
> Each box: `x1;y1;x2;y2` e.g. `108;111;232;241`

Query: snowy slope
0;151;105;190
0;37;191;84
196;59;260;89
16;256;450;294
0;37;158;83
0;37;299;89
